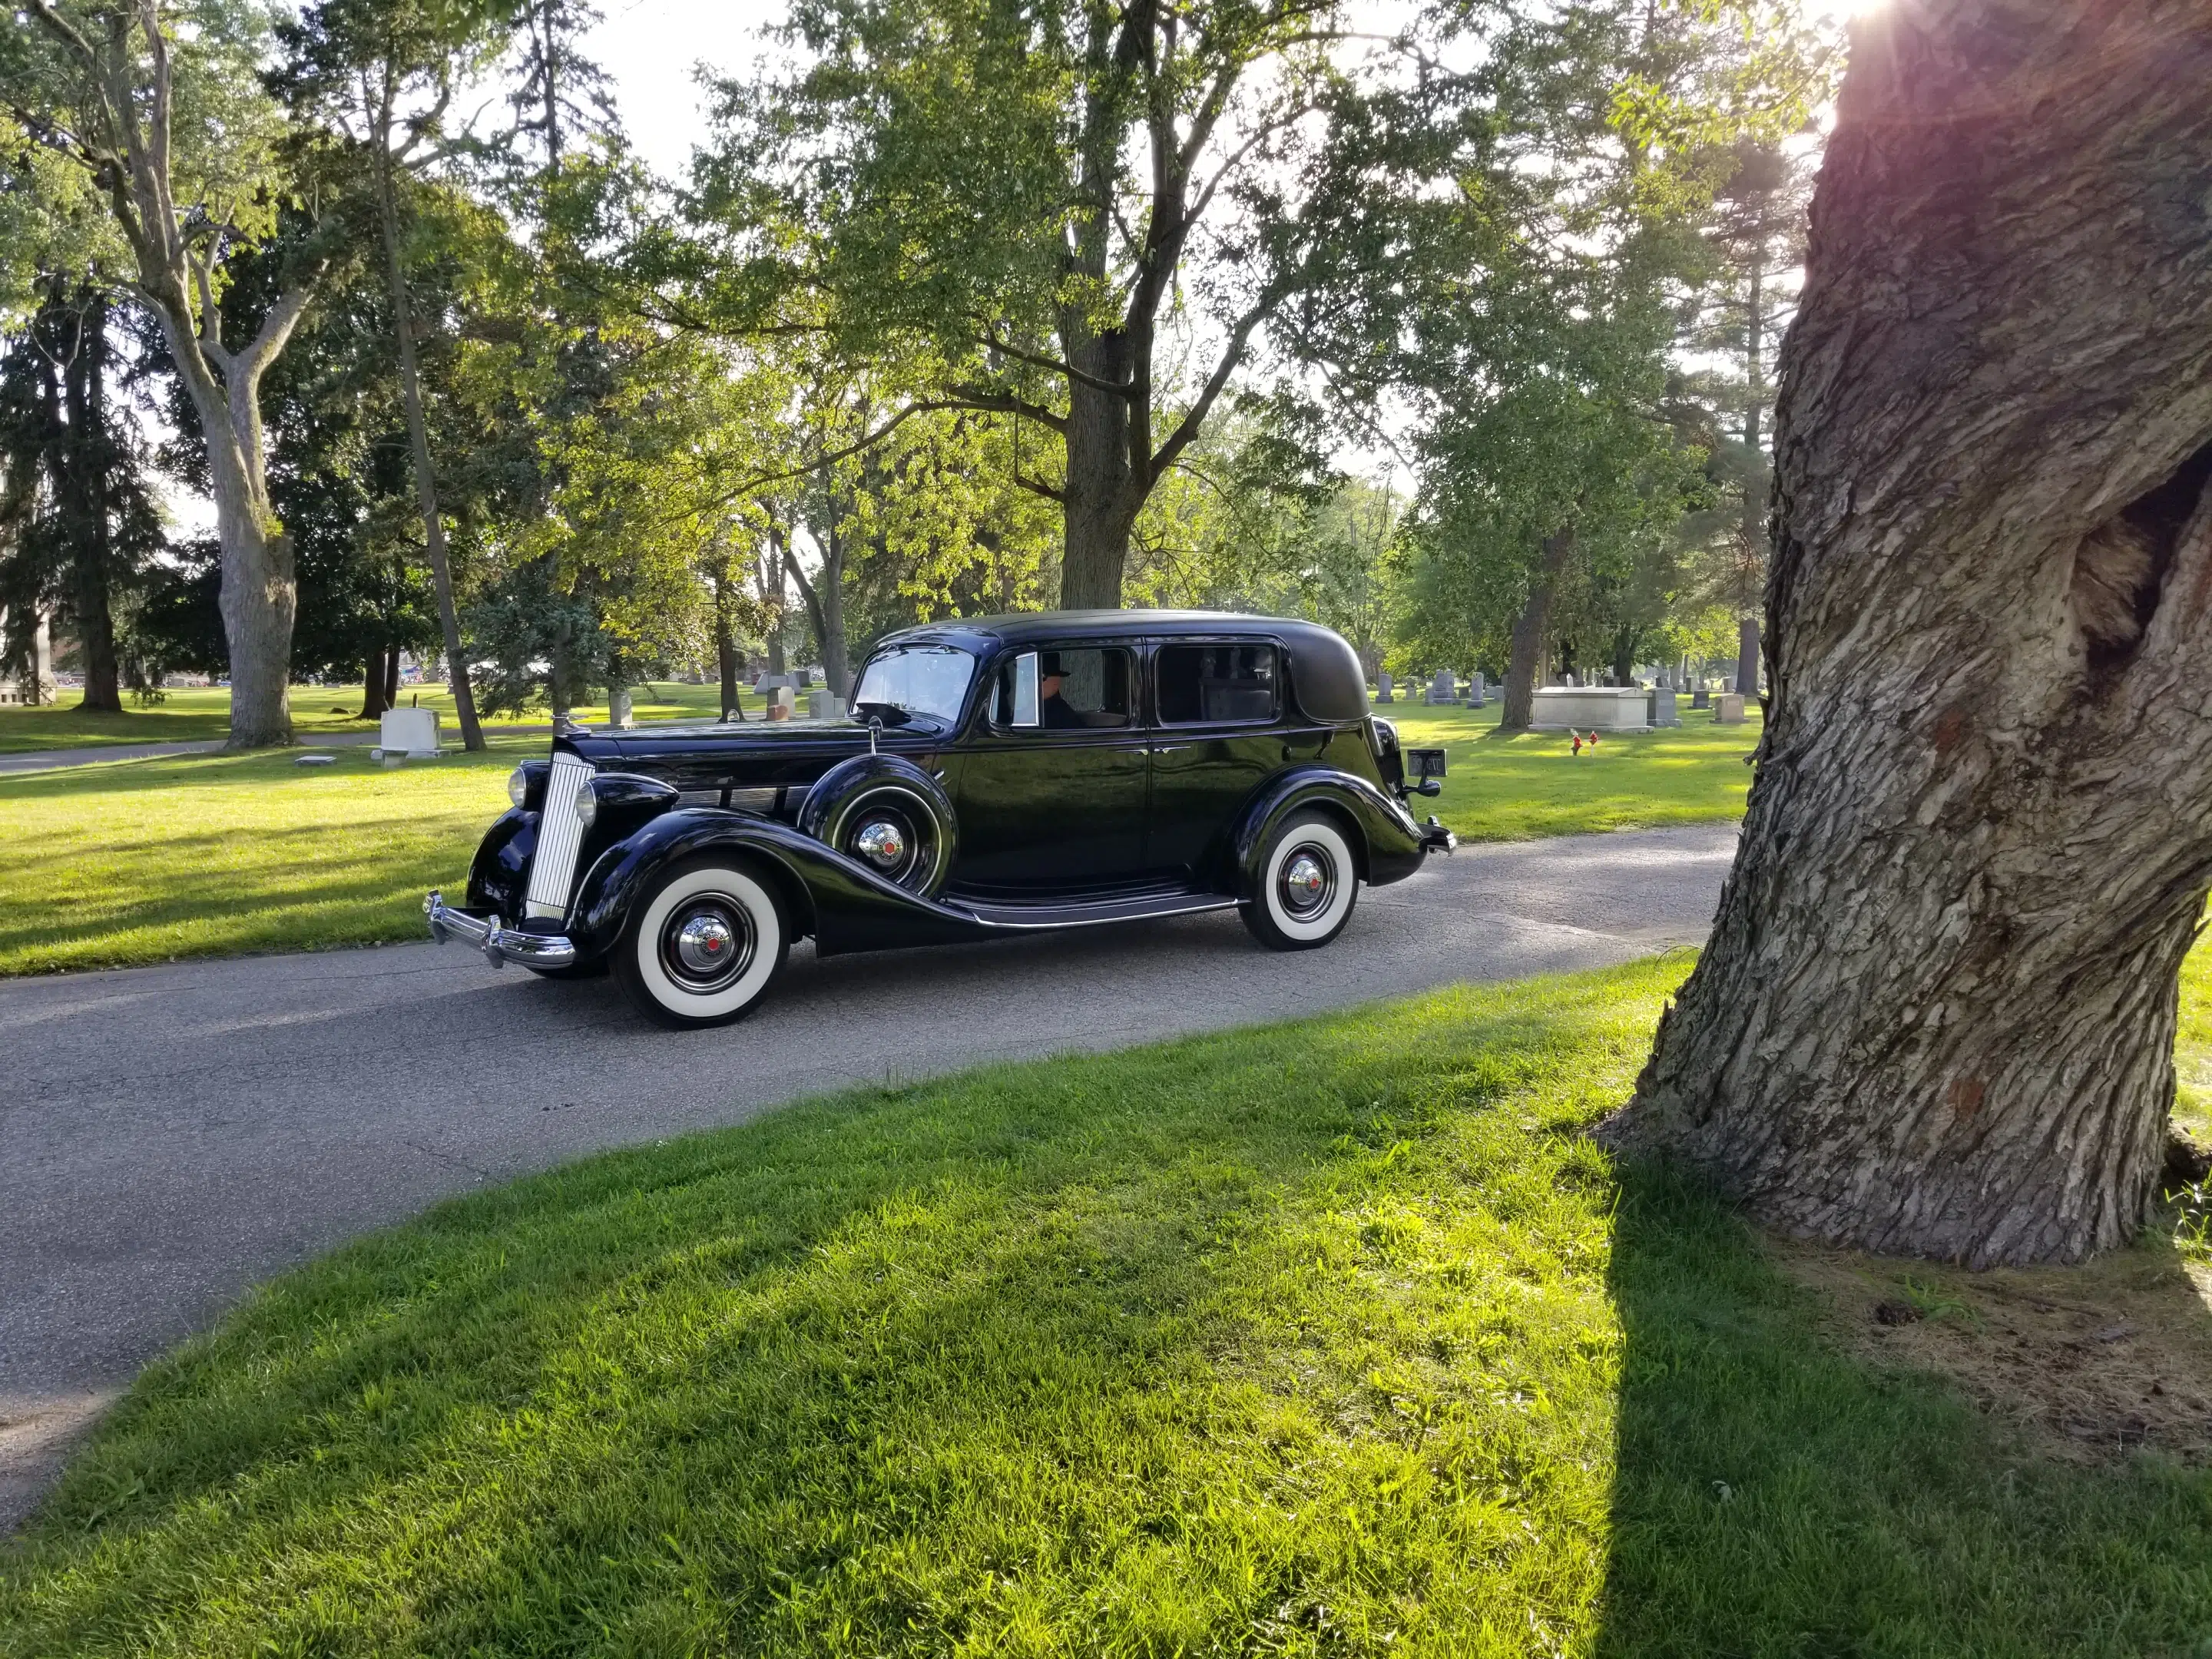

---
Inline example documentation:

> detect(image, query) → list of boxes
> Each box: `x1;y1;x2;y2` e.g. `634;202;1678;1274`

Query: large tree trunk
786;521;850;697
1499;529;1574;730
1618;0;2212;1267
375;141;485;753
362;647;391;720
1060;370;1144;609
1733;614;1760;697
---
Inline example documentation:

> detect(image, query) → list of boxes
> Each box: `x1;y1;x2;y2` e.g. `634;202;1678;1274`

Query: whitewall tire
1242;811;1359;952
614;858;790;1029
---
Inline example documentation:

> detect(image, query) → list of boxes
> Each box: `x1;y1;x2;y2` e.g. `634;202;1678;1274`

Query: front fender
568;808;996;961
466;808;538;919
1233;767;1430;895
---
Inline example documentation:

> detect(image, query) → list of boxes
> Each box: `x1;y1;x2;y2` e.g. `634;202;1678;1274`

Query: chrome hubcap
1279;847;1334;917
661;898;754;992
675;912;736;973
855;819;906;869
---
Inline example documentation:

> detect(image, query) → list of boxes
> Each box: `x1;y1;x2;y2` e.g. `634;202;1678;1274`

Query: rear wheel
1242;811;1359;951
614;858;790;1029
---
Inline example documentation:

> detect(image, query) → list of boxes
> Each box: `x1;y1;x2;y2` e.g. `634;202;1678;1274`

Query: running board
946;891;1241;930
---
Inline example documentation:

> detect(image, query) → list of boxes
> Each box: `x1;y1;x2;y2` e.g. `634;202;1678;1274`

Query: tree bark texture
1621;0;2212;1266
1499;529;1574;730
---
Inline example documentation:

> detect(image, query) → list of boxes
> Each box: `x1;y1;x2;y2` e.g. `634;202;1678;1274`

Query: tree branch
1148;290;1283;478
972;323;1127;396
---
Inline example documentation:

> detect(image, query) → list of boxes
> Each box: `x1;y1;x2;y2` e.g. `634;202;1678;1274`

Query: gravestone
796;667;813;689
1466;671;1486;707
376;707;440;757
766;685;797;720
1648;687;1680;727
1427;669;1456;705
1690;684;1711;710
1714;692;1746;724
808;690;846;720
608;685;635;729
1376;671;1394;704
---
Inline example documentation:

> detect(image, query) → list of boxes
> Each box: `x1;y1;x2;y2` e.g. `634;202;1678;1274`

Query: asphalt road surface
0;823;1737;1531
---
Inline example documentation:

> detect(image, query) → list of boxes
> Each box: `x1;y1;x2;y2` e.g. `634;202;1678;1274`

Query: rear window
1156;643;1279;725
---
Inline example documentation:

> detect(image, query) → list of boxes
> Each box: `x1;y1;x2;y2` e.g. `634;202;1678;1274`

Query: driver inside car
1038;654;1084;728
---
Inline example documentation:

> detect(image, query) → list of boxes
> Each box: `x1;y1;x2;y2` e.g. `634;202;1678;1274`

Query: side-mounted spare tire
798;753;958;898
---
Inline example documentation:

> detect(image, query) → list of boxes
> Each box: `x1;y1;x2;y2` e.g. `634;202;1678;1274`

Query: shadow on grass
1598;1169;2212;1658
4;962;2209;1654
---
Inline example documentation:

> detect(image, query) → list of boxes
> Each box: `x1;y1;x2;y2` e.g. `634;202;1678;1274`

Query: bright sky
582;0;785;185
584;0;1882;187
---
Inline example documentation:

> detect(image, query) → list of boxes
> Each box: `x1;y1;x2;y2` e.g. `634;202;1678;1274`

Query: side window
1156;643;1279;725
991;647;1134;730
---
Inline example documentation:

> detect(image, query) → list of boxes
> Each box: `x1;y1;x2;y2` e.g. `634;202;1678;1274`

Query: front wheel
614;857;790;1028
1241;811;1359;951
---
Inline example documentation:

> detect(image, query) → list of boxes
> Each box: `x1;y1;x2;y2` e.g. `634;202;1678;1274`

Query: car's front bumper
425;890;578;969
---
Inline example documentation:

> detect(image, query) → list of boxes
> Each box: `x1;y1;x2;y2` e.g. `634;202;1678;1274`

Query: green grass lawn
2177;939;2212;1145
0;690;1753;977
6;959;2209;1656
0;680;749;753
0;743;531;975
1377;697;1763;843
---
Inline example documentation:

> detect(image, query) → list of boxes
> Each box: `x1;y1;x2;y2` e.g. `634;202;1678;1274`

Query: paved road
0;823;1737;1530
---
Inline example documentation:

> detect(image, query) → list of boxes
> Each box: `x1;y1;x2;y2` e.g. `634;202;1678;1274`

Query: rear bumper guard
1419;817;1457;855
425;891;578;970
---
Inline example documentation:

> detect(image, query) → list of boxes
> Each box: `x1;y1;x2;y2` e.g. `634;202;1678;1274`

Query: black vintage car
426;611;1454;1027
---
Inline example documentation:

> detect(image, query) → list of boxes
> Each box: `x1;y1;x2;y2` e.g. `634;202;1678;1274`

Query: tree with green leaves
276;0;516;750
4;0;333;743
684;0;1482;608
0;275;164;710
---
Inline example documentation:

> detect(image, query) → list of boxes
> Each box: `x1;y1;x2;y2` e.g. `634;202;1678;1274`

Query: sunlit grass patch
1377;699;1763;843
0;743;531;974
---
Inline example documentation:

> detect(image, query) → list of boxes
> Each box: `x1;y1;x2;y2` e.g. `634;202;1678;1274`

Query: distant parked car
428;611;1453;1027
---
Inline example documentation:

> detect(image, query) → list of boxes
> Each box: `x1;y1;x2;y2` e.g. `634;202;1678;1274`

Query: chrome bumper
1419;817;1457;855
424;891;578;970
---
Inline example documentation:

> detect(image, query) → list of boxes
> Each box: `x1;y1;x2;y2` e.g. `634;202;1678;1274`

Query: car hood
559;717;947;796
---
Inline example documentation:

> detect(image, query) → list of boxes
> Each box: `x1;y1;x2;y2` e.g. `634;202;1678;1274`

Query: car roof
874;609;1338;651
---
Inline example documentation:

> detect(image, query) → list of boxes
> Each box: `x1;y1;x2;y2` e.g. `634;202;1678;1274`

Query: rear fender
1232;768;1428;896
568;808;993;960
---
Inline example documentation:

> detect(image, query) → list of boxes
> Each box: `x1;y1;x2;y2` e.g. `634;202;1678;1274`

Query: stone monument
1466;671;1485;707
1714;692;1746;724
1376;671;1393;703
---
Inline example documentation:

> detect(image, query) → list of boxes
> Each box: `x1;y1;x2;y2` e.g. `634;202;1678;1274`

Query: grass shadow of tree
8;962;2212;1654
1596;1164;2212;1657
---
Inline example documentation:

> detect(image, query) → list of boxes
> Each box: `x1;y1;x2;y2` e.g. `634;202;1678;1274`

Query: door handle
1148;744;1188;755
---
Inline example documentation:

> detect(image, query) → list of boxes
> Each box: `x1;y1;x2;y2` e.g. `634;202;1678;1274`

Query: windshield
852;644;977;726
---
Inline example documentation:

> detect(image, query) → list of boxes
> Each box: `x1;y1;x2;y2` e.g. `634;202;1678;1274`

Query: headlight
574;781;598;829
508;767;529;809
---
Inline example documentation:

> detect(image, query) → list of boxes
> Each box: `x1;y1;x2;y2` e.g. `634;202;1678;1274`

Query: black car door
948;643;1152;892
1145;638;1293;883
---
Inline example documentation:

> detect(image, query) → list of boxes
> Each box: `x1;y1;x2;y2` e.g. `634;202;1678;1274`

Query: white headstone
1428;669;1456;705
1466;671;1486;707
379;707;441;757
1376;671;1393;703
808;690;846;720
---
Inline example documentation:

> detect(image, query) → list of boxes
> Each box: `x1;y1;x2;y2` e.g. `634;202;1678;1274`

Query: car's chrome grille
525;753;596;919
